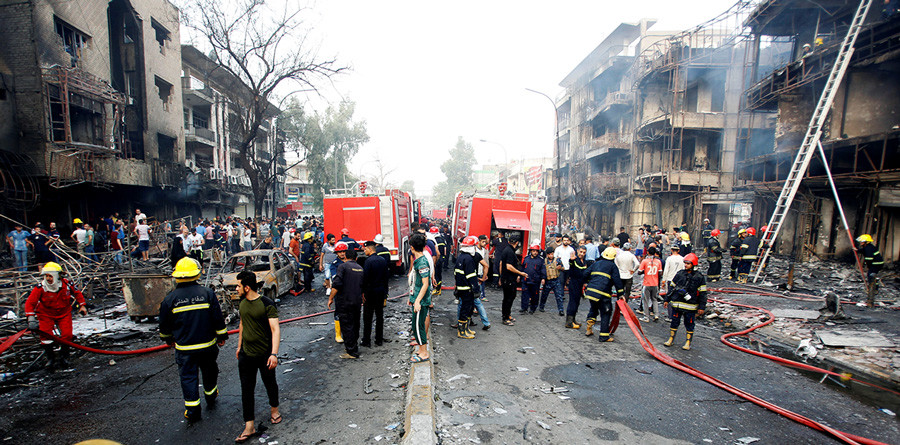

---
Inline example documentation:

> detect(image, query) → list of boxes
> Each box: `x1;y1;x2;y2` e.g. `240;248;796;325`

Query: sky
277;1;734;197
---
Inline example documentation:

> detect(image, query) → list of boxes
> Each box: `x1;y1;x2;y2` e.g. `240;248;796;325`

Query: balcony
638;111;727;131
596;91;633;114
182;76;213;106
586;132;631;159
588;173;631;200
185;126;216;146
557;115;570;132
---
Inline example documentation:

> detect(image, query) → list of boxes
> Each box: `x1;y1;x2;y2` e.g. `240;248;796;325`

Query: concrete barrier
401;344;438;445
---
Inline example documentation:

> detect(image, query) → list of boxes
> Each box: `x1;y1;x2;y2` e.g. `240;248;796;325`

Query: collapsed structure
552;0;899;265
0;0;286;225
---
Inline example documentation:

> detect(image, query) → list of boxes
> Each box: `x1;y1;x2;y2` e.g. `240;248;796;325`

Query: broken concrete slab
771;309;821;319
816;330;895;348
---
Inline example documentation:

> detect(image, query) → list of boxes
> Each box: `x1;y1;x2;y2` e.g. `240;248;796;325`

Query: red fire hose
617;298;888;445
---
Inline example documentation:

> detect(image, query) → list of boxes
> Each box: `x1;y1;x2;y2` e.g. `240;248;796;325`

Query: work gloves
27;316;39;331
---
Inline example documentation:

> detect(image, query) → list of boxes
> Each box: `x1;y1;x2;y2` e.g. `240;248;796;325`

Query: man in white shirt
188;228;204;261
661;244;684;321
134;209;147;225
614;242;640;299
553;235;576;288
242;226;253;251
71;224;88;254
134;220;152;260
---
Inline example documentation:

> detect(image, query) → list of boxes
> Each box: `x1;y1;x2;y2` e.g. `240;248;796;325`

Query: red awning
492;209;530;231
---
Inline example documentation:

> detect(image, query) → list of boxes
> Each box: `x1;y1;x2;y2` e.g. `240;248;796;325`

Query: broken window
155;76;173;111
157;133;176;162
151;19;170;54
54;18;90;63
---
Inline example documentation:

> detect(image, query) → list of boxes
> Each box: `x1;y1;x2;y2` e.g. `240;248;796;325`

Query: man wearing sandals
409;233;431;362
235;272;282;443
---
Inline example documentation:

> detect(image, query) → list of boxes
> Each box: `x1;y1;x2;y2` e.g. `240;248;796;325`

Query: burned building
0;0;186;223
740;0;900;264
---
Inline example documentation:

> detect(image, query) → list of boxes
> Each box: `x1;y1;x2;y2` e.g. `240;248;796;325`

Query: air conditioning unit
186;159;195;169
228;175;238;185
241;177;251;187
209;167;218;179
214;169;225;180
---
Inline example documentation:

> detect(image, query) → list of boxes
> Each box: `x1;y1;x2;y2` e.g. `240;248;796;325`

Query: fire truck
323;185;414;270
450;191;548;256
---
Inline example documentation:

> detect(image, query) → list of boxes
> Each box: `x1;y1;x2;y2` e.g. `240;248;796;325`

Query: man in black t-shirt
328;249;364;358
617;227;630;246
498;235;527;325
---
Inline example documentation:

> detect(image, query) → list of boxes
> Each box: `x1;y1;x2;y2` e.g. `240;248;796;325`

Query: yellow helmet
738;228;747;235
73;218;83;224
856;234;873;244
303;232;314;241
601;247;618;260
172;257;201;279
680;232;690;241
41;262;63;274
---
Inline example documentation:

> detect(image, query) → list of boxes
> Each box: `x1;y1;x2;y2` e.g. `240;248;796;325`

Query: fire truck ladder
752;0;872;282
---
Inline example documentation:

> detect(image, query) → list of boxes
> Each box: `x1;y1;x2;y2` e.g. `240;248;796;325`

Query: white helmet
373;234;384;244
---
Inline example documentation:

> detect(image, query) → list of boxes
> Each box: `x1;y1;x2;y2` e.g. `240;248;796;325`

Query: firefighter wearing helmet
520;243;546;315
583;247;625;342
339;228;360;251
454;236;481;339
299;231;316;294
330;242;349;343
737;227;759;283
24;261;87;370
158;257;228;423
663;253;707;350
855;234;883;306
373;234;391;262
706;229;723;281
729;228;747;280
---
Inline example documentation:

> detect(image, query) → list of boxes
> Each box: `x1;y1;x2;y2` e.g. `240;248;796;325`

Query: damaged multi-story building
740;0;900;264
0;0;284;226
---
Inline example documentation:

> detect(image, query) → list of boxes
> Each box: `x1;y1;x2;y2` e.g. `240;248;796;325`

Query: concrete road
0;276;414;445
429;283;899;444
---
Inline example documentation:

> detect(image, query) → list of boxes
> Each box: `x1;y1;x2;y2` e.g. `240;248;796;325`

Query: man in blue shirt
7;225;32;271
584;235;599;267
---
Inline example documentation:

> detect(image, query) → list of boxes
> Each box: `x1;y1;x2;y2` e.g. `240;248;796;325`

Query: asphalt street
0;275;413;445
429;282;900;444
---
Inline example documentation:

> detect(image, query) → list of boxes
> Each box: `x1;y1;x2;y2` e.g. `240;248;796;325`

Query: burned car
216;250;297;304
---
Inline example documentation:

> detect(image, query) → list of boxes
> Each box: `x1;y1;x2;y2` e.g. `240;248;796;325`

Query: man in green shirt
235;271;282;443
409;233;431;363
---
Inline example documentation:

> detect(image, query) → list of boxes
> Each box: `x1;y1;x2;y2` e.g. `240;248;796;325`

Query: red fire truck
450;192;548;256
323;188;414;270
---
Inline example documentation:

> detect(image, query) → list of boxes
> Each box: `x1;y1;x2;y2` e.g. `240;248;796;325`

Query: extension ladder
752;0;873;282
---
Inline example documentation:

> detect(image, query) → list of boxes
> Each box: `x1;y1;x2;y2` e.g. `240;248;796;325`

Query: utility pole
524;88;559;207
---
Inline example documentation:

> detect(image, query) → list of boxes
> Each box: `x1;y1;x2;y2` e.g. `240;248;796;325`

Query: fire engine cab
451;191;548;256
323;183;413;270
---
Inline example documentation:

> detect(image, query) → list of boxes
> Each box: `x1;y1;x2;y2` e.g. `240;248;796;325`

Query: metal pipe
816;141;867;285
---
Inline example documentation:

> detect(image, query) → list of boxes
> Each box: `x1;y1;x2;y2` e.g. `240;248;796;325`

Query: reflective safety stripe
159;333;173;338
215;328;227;335
300;263;312;267
591;271;611;278
872;261;884;265
742;255;758;260
585;287;610;298
466;272;477;279
175;339;217;351
454;269;465;274
671;301;699;311
456;286;471;291
204;386;218;396
599;333;610;337
698;285;707;292
585;295;600;302
740;244;749;249
172;303;210;313
185;399;201;407
573;263;586;269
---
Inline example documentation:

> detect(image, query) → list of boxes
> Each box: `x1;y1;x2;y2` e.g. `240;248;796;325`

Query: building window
155;76;173;111
183;108;190;129
54;18;90;62
193;114;208;129
157;133;176;162
151;19;170;54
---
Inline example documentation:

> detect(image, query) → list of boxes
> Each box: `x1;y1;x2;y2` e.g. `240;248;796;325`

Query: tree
432;137;476;206
185;0;345;215
399;180;416;198
280;100;369;207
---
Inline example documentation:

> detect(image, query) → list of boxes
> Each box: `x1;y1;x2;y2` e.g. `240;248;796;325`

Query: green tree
399;180;416;198
432;137;476;206
280;99;369;208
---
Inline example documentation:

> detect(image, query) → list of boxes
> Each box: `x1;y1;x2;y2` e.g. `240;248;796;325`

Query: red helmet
760;225;768;233
334;241;349;252
683;253;699;266
460;236;478;246
341;228;350;235
529;243;541;251
429;226;439;234
746;227;756;236
710;229;721;237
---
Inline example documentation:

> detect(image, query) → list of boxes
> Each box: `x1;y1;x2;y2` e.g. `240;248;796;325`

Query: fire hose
0;291;411;356
617;298;888;445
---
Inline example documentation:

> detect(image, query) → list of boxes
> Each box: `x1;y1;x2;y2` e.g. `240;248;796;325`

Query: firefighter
564;246;588;329
738;227;759;283
158;257;228;422
339;228;360;251
25;262;87;370
701;218;713;254
756;225;770;274
373;234;392;262
299;232;315;293
521;243;546;314
454;236;480;339
706;229;723;281
583;247;624;342
327;247;365;359
429;227;445;295
855;234;884;307
663;253;707;350
729;229;746;280
330;242;349;343
677;232;692;256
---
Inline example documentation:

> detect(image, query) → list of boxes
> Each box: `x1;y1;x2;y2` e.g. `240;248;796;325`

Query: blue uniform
584;258;624;339
521;255;546;311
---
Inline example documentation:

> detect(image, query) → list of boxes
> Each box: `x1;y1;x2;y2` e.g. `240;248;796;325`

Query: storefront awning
493;209;530;231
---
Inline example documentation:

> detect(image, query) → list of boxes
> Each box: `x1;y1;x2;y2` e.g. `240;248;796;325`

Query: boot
42;344;57;371
565;315;581;329
584;319;595;336
663;328;677;347
204;387;219;408
457;320;475;339
466;317;476;336
682;331;693;350
184;408;202;423
334;320;344;344
57;345;70;369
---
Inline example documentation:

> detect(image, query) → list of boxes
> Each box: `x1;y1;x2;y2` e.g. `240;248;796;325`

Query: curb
401;343;438;445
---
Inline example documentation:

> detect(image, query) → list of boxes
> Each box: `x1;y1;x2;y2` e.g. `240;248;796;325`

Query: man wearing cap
159;257;228;422
25;262;87;369
328;246;364;359
299;232;316;294
234;271;282;443
521;243;546;314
